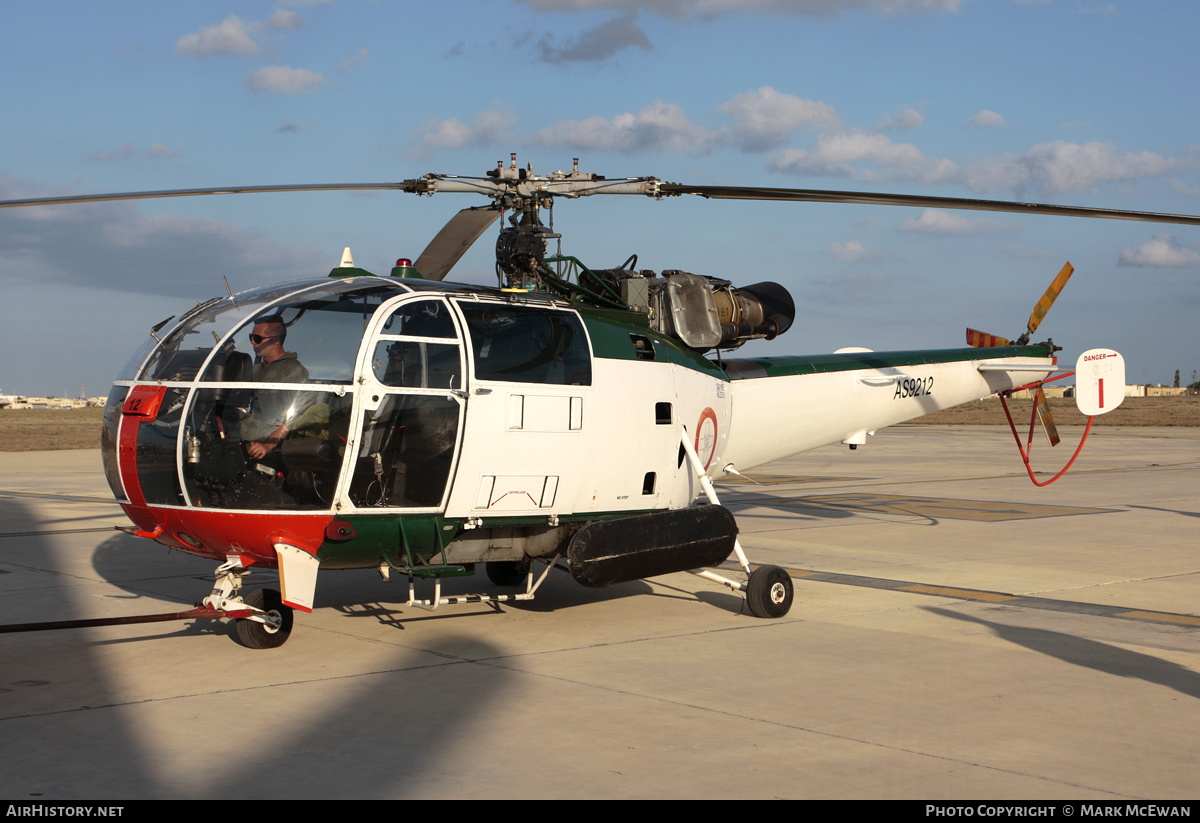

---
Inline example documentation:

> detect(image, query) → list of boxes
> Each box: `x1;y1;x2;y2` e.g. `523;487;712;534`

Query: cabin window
371;299;463;391
381;300;457;338
458;303;591;386
348;395;461;508
133;387;188;506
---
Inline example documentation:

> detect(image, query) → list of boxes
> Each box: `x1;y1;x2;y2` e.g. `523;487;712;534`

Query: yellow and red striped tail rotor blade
1035;387;1061;447
1026;262;1074;338
966;327;1011;347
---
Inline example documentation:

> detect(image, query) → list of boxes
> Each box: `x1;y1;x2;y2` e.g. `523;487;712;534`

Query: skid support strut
679;428;794;618
403;555;561;612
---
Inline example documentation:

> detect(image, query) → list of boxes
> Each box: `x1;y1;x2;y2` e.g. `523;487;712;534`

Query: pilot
241;314;310;460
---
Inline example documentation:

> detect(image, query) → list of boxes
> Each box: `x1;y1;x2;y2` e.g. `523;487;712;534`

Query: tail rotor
967;262;1075;447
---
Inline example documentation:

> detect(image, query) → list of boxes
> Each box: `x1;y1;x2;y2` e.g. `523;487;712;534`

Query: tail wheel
746;565;793;619
235;588;294;649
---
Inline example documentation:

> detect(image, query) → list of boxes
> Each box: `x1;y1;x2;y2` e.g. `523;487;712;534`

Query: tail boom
719;345;1055;471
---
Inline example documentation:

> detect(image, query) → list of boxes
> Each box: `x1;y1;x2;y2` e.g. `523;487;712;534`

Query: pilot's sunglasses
249;334;280;344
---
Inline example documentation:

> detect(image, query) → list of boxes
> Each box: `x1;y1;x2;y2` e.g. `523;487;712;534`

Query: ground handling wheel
745;565;793;619
235;588;294;649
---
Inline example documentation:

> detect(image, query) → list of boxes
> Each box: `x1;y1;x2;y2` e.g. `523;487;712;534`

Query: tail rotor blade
1035;387;1061;447
1026;262;1074;339
966;328;1011;348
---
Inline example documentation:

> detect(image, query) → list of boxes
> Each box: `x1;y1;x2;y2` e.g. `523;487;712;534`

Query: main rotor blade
413;206;503;281
659;183;1200;227
0;183;415;209
1027;262;1074;338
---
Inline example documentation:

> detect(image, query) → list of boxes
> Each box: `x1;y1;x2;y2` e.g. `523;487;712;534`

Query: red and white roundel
695;407;718;470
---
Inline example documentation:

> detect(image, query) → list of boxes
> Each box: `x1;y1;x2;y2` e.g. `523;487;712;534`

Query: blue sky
2;0;1198;396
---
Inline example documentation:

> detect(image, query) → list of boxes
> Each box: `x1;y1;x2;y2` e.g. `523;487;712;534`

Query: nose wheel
235;588;294;649
745;565;793;619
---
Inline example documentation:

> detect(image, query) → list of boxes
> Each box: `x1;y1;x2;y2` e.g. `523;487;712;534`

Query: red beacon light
391;257;422;279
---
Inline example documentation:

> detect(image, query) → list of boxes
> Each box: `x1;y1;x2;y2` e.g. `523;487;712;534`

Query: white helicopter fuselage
102;274;1055;614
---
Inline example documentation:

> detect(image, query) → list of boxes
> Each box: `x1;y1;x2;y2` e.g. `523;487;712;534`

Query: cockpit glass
135;282;312;382
201;281;400;385
128;278;402;384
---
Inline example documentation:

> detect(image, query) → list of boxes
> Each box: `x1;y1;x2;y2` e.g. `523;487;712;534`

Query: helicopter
2;154;1193;649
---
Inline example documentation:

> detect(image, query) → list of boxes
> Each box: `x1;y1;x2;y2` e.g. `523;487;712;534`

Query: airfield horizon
1;397;1197;452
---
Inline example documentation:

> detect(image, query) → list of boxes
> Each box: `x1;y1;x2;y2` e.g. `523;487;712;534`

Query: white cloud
532;101;711;154
245;66;324;94
267;10;303;30
89;142;180;161
719;87;840;152
1072;4;1118;17
1119;234;1200;268
517;0;960;18
406;107;517;159
146;142;182;158
1168;179;1200;197
338;47;369;72
177;10;305;59
964;140;1200;196
968;109;1007;128
825;240;882;261
0;176;321;298
899;208;1020;234
875;107;924;132
176;15;259;56
537;12;652;62
768;129;959;183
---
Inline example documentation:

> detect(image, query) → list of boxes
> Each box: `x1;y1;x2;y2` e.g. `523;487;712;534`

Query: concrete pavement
0;426;1196;799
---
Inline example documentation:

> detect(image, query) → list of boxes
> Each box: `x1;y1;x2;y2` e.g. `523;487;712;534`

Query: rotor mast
405;154;661;290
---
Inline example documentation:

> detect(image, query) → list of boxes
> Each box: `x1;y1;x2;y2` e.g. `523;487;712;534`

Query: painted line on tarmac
0;489;119;504
750;565;1200;628
0;526;122;539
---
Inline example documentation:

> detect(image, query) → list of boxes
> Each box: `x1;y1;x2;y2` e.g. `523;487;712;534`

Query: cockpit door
342;297;466;510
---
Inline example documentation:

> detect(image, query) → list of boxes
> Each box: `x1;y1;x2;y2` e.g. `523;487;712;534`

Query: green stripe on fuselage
720;344;1055;380
580;307;727;378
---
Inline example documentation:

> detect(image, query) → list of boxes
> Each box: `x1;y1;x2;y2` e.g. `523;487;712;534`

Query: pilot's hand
247;441;275;459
